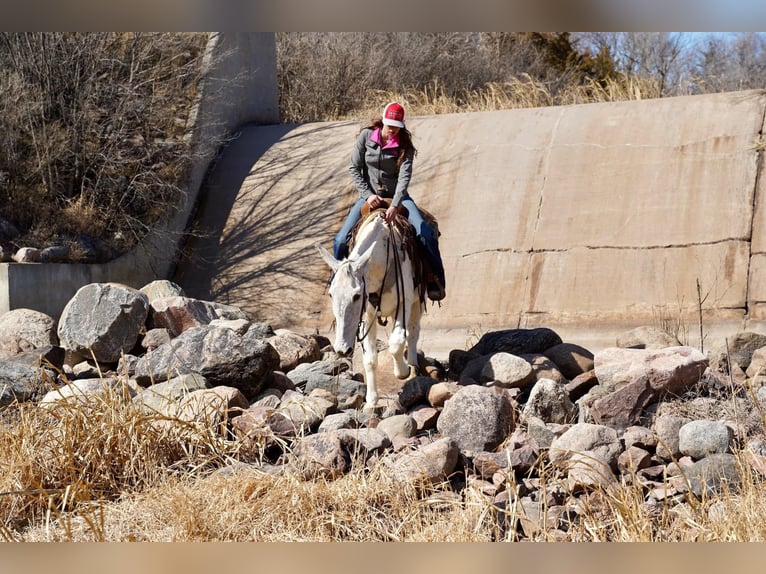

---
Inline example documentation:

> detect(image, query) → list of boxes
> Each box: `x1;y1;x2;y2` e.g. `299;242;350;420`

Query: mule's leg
360;316;379;408
389;320;410;379
406;299;422;374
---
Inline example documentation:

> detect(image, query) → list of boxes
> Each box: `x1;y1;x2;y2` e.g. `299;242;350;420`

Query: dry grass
341;75;664;123
3;381;766;541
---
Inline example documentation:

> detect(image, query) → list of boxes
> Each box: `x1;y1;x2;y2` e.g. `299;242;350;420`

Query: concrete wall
174;89;766;353
3;33;766;356
0;32;279;319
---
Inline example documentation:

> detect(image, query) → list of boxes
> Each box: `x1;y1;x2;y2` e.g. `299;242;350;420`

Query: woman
333;102;446;301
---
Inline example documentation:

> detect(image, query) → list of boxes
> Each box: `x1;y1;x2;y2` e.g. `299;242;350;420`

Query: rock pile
1;282;765;539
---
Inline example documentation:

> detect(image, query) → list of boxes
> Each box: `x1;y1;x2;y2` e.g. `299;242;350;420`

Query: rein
355;216;407;343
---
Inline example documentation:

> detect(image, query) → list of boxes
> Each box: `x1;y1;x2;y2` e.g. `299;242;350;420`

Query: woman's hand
384;205;398;223
366;195;383;209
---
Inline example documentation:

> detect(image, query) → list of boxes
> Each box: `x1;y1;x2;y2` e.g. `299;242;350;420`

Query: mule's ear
351;242;375;273
316;243;340;272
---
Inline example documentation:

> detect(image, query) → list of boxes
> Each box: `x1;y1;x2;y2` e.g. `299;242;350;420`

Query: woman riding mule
333;102;446;301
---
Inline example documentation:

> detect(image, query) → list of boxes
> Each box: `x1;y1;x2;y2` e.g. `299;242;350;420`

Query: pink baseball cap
382;102;405;128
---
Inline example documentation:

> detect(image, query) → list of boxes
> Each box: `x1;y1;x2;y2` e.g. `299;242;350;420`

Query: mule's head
316;242;375;357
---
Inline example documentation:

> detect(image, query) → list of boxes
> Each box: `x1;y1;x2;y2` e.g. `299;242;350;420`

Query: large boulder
437;385;514;453
57;283;149;363
468;327;563;356
593;346;708;397
0;308;58;357
132;324;280;399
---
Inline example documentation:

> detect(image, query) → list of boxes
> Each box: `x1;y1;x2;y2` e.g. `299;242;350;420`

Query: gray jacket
349;127;414;207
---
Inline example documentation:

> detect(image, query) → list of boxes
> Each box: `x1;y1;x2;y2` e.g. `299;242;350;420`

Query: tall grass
3;384;766;541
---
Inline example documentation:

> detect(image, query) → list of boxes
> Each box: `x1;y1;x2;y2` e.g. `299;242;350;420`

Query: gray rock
293;431;349;480
548;423;621;470
0;308;58;357
654;414;690;461
140;280;185;303
477;352;535;387
616;326;681;350
286;358;350;388
41;377;135;406
377;414;417;441
379;437;459;485
708;331;766;373
593;346;708;397
683;453;741;498
268;329;322;373
0;360;56;405
318;412;355;432
437;385;514;453
522;378;577;424
132;324;280;399
678;420;732;459
133;373;209;415
57;282;149;363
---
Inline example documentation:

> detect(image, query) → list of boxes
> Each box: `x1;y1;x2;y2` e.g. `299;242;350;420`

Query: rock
708;331;766;373
622;425;658;451
379;437;460;485
40;245;70;262
268;329;322;373
175;386;249;430
566;452;618;493
148;296;226;337
409;405;439;431
616;326;681;349
279;390;336;434
548;423;621;470
520;353;568;385
593;346;708;397
565;370;599;402
437;385;514;453
318;412;356;432
543;343;595;380
477;352;536;387
304;373;364;398
376;414;417;441
653;415;689;461
141;328;172;351
133;373;209;415
678;420;732;459
468;327;563;356
286;358;350;388
398;376;437;409
683;453;741;498
589;377;655;430
336;428;391;460
521;378;577;424
140;280;185;303
132;324;280;399
57;282;149;364
617;446;652;473
427;381;459;408
0;308;58;357
41;377;135;406
293;431;349;480
0;360;57;405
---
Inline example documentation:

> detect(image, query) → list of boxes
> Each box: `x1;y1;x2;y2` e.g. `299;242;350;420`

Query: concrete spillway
173;89;766;356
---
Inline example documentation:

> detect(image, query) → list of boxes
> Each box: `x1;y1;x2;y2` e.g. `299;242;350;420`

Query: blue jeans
333;197;446;287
